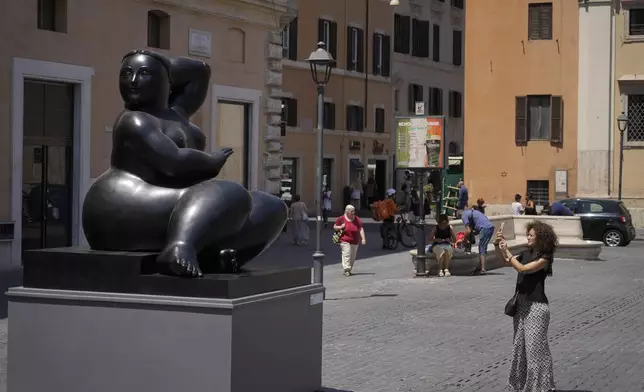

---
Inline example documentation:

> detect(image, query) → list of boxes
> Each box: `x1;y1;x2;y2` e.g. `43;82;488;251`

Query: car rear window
618;202;631;217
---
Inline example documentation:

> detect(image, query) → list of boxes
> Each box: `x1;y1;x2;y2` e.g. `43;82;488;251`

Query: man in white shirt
511;194;524;215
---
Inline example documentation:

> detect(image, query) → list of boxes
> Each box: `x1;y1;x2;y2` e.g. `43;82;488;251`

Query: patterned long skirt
507;299;555;392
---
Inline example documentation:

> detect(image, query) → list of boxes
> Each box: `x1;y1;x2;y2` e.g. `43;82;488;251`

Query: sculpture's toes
157;243;203;278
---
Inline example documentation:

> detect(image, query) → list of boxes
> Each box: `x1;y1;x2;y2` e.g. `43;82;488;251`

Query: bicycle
395;214;419;248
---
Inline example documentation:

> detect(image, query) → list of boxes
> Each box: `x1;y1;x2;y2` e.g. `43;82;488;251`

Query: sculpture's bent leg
218;191;288;268
157;180;252;277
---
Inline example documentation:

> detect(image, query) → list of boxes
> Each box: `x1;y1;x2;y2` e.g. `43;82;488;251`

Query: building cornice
142;0;296;29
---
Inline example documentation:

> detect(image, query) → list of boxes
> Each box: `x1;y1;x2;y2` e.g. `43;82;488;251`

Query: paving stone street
0;224;642;391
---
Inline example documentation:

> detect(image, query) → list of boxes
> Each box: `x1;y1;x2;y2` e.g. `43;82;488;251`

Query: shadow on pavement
325;293;398;301
316;388;355;392
555;390;593;392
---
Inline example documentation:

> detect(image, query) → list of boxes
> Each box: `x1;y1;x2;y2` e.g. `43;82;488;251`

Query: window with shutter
346;105;364;132
515;96;528;145
432;24;440;62
411;19;419;57
382;35;391;76
449;91;462;118
394;14;411;54
408;84;415;113
38;0;68;32
628;9;644;36
375;108;385;133
413;20;430;58
429;88;443;115
323;102;336;130
528;3;552;40
452;30;462;66
373;34;381;75
320;19;337;62
282;18;298;60
527;95;551;140
356;28;365;73
282;98;298;127
411;19;430;58
347;26;357;71
550;96;563;145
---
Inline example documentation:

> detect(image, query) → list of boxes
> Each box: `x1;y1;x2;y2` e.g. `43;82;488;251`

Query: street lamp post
305;42;335;286
617;112;628;200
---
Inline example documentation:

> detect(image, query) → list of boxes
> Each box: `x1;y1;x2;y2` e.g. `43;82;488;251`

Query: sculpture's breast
161;121;188;148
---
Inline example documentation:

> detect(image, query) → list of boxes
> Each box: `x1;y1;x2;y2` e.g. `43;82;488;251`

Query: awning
448;156;464;166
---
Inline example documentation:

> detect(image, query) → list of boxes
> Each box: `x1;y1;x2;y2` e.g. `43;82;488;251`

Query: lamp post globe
305;42;335;86
389;0;400;5
617;112;628;133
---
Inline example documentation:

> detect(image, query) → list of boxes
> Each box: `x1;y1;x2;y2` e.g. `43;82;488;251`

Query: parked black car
558;198;636;247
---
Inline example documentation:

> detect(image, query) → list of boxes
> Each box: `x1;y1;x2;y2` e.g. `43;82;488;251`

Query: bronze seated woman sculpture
82;50;288;277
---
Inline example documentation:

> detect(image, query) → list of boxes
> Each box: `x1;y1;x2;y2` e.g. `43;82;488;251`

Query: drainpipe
364;0;369;130
608;3;616;197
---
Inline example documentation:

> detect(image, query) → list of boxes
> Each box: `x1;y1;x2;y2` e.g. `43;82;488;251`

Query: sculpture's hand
211;148;234;173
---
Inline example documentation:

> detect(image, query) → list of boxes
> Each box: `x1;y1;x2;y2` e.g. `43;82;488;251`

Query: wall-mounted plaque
189;29;212;58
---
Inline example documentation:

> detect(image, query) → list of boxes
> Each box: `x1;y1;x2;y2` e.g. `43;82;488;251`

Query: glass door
22;142;73;251
21;80;74;253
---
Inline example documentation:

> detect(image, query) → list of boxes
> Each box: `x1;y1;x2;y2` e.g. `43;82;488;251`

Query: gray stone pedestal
7;284;324;392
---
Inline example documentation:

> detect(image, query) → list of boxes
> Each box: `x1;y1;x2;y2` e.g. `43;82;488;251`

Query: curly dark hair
525;220;558;253
525;220;558;275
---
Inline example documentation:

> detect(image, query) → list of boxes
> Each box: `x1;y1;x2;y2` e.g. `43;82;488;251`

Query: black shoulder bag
504;291;518;317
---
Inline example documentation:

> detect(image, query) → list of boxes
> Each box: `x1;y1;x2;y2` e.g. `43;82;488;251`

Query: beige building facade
280;0;394;213
464;0;579;211
613;0;644;226
0;0;295;267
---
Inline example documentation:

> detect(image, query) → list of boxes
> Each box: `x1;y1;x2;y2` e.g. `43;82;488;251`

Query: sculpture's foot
157;242;203;277
220;249;239;273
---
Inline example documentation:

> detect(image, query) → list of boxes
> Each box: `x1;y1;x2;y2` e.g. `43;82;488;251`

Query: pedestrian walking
461;208;495;274
289;195;309;245
322;186;332;227
350;180;362;211
456;180;469;219
333;205;366;276
428;214;456;277
495;221;557;392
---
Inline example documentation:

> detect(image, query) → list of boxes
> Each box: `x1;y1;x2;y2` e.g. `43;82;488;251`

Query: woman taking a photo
333;205;366;276
495;221;557;392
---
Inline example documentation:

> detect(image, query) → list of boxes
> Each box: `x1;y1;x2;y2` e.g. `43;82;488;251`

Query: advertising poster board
395;116;445;169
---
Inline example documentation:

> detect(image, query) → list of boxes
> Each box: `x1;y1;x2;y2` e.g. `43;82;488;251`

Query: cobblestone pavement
316;241;644;392
0;233;642;392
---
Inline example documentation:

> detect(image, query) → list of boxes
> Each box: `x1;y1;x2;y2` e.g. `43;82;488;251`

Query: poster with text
395;116;444;169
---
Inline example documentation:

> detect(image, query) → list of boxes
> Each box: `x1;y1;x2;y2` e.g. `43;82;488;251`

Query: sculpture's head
119;50;171;110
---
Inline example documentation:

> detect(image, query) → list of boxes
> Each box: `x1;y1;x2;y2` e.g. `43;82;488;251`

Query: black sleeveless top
433;225;452;245
515;249;553;304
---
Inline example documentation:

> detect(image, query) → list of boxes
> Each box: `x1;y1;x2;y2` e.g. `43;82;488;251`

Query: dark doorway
21;80;75;254
367;159;387;204
375;160;387;200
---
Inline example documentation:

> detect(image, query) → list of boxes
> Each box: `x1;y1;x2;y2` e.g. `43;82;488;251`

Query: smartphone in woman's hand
494;222;505;245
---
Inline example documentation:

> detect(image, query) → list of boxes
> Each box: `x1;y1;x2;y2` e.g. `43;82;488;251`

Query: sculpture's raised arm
115;111;227;180
168;57;211;118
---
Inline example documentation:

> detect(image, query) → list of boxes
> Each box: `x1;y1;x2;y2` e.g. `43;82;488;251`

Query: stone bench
409;215;602;276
